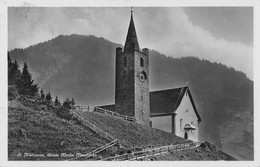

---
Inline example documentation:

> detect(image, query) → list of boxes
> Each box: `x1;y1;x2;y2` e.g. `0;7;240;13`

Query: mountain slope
9;34;253;160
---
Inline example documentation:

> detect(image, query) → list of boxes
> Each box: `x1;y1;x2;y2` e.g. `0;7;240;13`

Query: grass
154;147;235;161
8;100;108;160
8;97;234;161
78;111;189;148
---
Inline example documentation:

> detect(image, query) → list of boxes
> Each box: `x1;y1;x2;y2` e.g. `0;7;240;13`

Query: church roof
150;87;187;116
150;86;201;122
99;86;201;122
124;11;140;52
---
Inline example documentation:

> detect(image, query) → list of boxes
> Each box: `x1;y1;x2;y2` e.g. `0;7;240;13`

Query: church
101;11;201;142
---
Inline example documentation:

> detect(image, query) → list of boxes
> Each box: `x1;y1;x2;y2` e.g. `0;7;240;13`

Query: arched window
124;57;127;67
180;119;183;131
140;57;144;67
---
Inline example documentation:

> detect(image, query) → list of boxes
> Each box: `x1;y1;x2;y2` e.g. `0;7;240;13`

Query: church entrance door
184;132;188;139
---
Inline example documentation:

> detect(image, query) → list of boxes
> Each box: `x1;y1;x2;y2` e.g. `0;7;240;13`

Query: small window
141;95;143;101
186;109;189;113
191;121;194;125
180;119;183;131
140;57;144;67
124;57;127;66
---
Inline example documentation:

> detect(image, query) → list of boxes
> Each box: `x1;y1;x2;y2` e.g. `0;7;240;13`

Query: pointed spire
124;9;140;52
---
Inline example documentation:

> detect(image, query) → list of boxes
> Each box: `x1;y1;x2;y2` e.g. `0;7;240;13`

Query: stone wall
134;50;150;125
115;48;135;116
115;48;150;125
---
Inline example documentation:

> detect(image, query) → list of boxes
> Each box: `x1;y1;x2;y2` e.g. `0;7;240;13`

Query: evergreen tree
16;62;38;96
71;98;75;108
62;98;72;109
54;96;61;106
40;88;45;100
8;59;21;85
45;92;52;103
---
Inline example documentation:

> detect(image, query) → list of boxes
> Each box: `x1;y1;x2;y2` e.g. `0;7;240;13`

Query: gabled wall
150;90;199;142
175;91;199;142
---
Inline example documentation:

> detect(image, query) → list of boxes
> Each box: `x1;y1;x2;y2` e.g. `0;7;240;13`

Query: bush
8;86;19;101
56;106;74;120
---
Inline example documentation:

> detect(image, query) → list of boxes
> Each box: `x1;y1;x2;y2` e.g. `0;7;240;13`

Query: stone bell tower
115;10;150;125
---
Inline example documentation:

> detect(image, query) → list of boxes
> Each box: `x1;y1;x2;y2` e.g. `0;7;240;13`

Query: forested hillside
9;34;253;160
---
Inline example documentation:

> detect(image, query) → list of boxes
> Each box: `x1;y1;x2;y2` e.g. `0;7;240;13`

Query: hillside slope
8;100;108;160
77;111;188;148
9;34;253;160
8;96;235;161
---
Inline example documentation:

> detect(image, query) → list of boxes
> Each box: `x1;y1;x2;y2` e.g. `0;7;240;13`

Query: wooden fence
72;110;116;141
100;142;201;161
65;110;119;161
75;105;136;123
66;139;118;161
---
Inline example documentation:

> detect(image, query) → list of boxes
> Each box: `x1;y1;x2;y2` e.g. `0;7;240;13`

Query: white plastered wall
175;92;199;142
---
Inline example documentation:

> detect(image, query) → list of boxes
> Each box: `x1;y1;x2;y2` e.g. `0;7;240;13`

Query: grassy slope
8;98;188;160
78;111;189;148
155;147;235;161
8;100;108;160
8;98;235;161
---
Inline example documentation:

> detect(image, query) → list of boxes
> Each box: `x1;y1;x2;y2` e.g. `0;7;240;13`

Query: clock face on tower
139;73;145;82
139;71;147;82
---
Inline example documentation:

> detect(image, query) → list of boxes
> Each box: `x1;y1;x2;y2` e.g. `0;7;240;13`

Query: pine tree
62;98;72;109
40;88;45;100
71;98;75;108
16;62;38;96
45;92;52;103
8;59;21;85
54;96;61;106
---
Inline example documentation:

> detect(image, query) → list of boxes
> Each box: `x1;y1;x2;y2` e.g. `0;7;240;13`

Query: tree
71;98;75;109
45;92;52;103
40;88;45;100
54;96;61;106
8;57;21;85
62;98;71;109
16;62;38;96
62;98;76;109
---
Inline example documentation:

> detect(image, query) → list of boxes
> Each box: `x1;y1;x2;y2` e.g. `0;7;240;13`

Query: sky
8;7;253;79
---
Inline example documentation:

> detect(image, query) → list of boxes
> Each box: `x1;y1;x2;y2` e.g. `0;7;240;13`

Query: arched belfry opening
140;57;144;67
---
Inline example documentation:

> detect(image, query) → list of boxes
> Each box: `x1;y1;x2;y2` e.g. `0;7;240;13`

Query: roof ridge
170;87;188;112
151;86;188;93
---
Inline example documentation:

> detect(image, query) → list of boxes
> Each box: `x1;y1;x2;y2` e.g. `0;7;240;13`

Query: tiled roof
99;86;201;122
150;87;187;115
150;86;201;122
